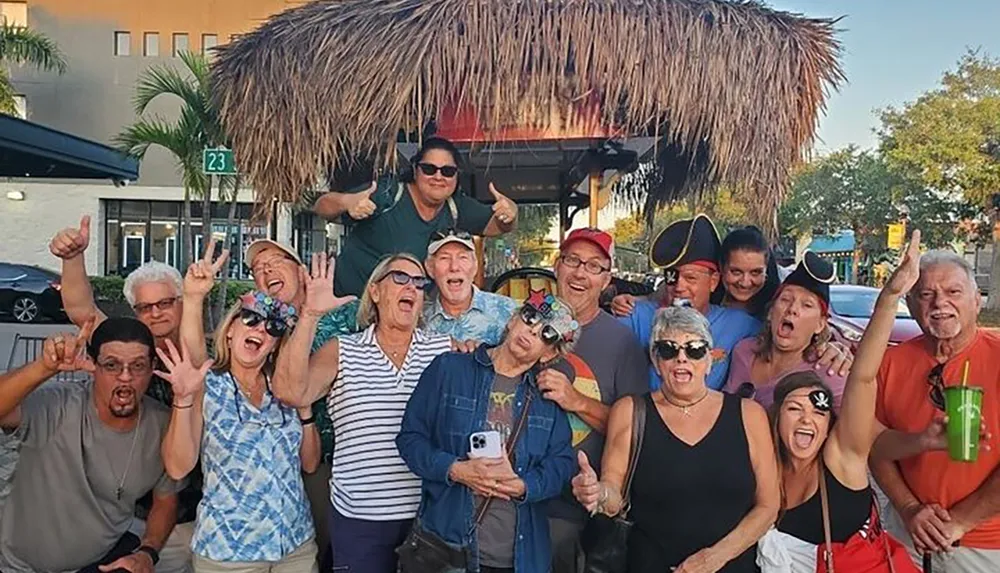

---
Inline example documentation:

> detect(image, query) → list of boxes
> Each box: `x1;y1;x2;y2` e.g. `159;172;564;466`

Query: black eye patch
809;389;832;412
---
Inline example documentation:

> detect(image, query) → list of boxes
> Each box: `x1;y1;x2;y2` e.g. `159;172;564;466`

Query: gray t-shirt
0;382;184;573
477;372;520;568
548;310;649;522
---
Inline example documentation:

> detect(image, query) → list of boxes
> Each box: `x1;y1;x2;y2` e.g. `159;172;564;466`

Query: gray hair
357;253;427;329
122;261;183;306
650;306;714;365
913;250;978;294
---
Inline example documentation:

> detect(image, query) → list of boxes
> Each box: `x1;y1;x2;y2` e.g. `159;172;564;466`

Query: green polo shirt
333;178;494;296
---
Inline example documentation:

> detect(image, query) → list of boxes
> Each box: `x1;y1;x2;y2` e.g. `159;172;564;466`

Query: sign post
202;147;237;175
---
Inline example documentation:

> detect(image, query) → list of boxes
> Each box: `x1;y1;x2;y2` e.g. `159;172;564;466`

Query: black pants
76;532;141;573
478;568;514;573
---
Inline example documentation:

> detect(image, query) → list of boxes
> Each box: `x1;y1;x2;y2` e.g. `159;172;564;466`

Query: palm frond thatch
210;0;843;227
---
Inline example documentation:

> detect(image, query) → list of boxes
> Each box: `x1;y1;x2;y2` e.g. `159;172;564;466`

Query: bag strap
471;388;534;526
870;493;898;573
618;394;648;518
819;463;835;573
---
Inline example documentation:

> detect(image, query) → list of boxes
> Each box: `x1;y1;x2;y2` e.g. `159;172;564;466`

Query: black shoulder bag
397;391;534;573
580;395;648;573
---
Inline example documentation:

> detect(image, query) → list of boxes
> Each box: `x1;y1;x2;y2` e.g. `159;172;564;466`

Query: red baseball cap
561;228;615;261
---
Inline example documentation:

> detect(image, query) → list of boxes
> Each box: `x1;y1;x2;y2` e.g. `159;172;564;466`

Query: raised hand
347;182;377;220
184;236;230;298
299;252;357;317
49;215;91;260
41;316;97;373
153;338;213;407
885;229;921;296
570;451;601;512
489;182;518;226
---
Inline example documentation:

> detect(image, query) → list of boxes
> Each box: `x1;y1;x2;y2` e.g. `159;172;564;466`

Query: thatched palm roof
210;0;843;227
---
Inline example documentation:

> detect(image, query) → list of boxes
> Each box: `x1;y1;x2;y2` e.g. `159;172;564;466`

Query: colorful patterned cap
524;290;580;342
240;291;298;330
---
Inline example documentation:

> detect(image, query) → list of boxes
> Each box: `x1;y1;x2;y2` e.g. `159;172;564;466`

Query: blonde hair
356;253;427;329
212;300;287;372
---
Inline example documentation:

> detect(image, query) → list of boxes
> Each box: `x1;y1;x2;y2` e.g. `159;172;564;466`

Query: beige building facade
1;0;332;277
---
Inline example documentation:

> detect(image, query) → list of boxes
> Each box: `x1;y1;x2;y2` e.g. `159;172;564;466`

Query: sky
765;0;1000;153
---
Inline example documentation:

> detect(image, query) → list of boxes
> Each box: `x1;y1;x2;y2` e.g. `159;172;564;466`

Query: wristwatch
134;545;160;565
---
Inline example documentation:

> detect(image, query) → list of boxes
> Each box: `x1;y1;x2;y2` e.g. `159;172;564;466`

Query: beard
108;386;139;418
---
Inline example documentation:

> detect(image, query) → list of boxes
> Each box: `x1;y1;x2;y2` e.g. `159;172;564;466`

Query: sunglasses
433;228;473;242
928;363;946;411
519;306;562;345
416;162;458;178
381;269;433;290
239;308;288;338
653;339;711;361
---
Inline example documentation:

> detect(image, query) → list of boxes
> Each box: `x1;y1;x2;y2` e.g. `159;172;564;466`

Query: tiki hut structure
210;0;843;233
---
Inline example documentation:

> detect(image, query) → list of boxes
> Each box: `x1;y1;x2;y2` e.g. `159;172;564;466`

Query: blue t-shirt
619;300;761;391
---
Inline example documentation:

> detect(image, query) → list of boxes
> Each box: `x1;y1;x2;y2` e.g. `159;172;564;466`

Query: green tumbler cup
944;385;984;462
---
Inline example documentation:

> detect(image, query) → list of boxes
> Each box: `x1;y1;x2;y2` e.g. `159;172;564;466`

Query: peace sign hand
489;183;518;226
42;316;97;374
886;229;921;297
153;338;213;406
184;236;231;298
299;252;357;318
49;215;91;260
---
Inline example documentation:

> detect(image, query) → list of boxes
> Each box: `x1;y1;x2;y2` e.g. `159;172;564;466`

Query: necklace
660;388;711;417
113;407;142;500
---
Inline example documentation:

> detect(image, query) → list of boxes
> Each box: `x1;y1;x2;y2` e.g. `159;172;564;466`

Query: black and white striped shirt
328;325;452;521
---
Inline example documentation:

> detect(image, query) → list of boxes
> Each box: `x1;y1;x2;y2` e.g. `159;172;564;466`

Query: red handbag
815;465;920;573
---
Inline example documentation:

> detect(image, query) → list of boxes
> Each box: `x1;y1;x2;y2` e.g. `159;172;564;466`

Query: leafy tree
114;51;238;326
780;146;967;282
879;50;1000;307
0;22;66;114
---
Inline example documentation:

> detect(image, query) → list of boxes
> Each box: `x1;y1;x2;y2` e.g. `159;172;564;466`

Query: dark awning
0;115;139;181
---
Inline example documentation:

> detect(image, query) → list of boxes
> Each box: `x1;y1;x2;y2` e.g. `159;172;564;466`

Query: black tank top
778;466;873;544
628;393;759;572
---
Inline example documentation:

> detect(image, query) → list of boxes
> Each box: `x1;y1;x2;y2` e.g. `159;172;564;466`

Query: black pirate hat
783;251;836;305
651;214;722;284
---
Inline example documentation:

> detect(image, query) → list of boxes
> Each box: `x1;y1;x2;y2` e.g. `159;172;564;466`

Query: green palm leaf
0;23;67;73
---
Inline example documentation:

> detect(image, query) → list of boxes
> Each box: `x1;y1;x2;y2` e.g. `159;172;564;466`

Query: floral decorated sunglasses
520;291;579;345
239;292;297;338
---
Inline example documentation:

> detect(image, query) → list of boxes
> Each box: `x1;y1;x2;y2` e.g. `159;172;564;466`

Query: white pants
883;501;1000;573
130;518;195;573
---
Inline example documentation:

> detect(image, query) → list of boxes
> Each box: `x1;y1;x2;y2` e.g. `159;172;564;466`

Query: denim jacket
396;346;576;573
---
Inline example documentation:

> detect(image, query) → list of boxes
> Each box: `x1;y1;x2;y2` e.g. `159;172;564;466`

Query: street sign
202;147;237;175
887;222;906;250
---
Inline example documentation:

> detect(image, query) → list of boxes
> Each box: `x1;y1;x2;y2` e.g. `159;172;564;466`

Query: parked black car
0;263;68;323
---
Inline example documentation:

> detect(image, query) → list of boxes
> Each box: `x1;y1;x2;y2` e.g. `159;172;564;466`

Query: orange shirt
876;330;1000;549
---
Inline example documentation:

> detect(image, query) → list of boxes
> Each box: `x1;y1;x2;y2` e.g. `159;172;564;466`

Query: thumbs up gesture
571;450;602;512
489;182;518;226
49;215;92;260
347;182;378;220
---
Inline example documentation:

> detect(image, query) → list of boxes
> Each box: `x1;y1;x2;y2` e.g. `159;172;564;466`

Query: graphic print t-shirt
476;372;520;568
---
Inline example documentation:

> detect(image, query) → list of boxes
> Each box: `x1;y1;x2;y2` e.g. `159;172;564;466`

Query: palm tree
115;50;239;326
0;22;67;115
